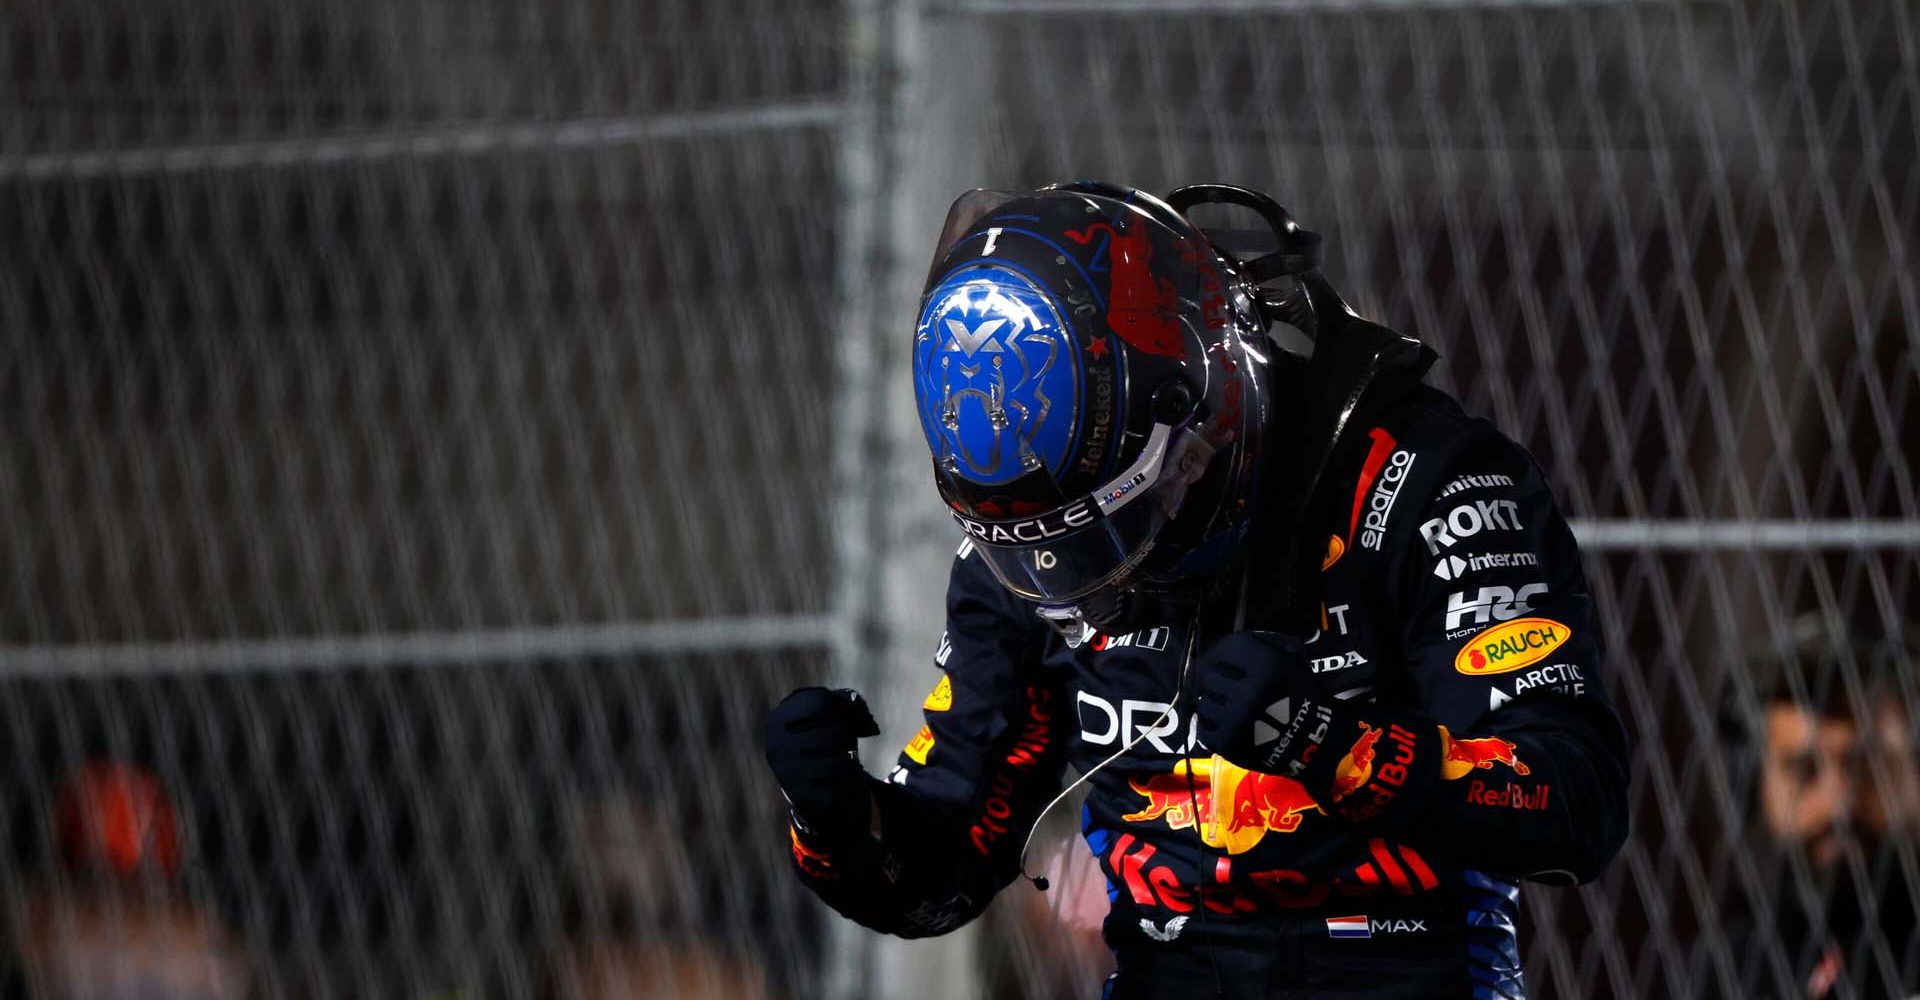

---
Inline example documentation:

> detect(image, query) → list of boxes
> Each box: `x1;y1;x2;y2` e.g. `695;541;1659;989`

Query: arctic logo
1140;916;1188;942
1358;450;1416;550
1420;499;1523;554
1431;551;1541;581
1443;583;1548;631
943;317;1006;356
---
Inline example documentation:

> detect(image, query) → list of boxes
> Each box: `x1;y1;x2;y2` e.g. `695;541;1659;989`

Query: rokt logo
1419;498;1523;554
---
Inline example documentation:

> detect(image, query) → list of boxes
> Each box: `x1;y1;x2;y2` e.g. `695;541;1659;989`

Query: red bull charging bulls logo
1439;730;1531;779
1123;757;1323;855
1329;723;1384;802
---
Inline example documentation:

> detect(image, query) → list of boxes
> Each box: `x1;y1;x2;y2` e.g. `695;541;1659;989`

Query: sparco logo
1443;583;1548;631
952;499;1096;545
1358;450;1416;551
1420;498;1522;554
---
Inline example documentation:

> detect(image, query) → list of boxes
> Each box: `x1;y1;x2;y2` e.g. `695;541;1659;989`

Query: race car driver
764;182;1630;999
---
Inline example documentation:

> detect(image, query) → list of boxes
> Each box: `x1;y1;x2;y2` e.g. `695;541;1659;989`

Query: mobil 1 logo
1420;498;1523;554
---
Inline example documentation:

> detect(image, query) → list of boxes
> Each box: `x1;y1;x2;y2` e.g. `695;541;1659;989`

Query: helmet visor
952;423;1195;604
959;484;1170;604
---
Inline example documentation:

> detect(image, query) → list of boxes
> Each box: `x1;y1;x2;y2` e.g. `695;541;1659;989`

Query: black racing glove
762;687;880;841
1192;632;1344;778
1192;632;1444;828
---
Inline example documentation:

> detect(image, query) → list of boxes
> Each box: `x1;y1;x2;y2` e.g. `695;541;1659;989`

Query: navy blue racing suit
784;385;1630;999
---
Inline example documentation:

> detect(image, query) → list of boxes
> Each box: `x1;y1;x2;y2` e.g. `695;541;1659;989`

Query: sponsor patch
1322;534;1347;570
1091;626;1171;652
1077;693;1204;755
1442;583;1547;630
1140;916;1189;942
1419;498;1523;554
1310;650;1368;674
1122;756;1324;854
1511;662;1585;697
1440;729;1532;778
903;724;936;765
1455;618;1571;675
1357;449;1416;550
951;498;1098;547
924;674;952;712
1431;550;1541;581
1467;780;1551;811
1309;603;1354;644
1437;472;1516;499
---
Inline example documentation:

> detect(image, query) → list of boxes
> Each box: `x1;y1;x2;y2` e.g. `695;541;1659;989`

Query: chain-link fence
1;1;1915;998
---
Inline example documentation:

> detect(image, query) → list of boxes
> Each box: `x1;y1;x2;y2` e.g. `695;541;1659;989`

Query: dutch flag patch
1325;915;1371;939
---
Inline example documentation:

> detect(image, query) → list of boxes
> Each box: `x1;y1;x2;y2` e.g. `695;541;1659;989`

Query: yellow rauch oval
1455;617;1571;675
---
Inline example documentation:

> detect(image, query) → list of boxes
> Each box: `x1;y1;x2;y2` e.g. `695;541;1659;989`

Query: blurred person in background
543;793;775;1000
8;761;255;1000
764;183;1628;998
1714;627;1920;1000
981;820;1115;1000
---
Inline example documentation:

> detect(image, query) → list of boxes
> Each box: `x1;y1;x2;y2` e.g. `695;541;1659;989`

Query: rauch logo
1454;618;1571;676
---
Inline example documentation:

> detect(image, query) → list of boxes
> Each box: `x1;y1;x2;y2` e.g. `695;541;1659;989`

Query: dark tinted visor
951;423;1186;603
958;487;1169;604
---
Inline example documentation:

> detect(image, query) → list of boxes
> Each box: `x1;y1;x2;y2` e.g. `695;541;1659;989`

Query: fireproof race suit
782;384;1630;999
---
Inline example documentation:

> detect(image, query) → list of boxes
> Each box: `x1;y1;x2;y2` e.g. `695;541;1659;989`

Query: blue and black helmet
912;181;1318;630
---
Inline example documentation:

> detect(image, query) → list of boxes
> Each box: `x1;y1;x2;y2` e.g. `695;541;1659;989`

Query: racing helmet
911;181;1314;634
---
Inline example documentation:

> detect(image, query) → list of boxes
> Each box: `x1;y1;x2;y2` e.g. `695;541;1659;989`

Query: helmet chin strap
1077;587;1153;636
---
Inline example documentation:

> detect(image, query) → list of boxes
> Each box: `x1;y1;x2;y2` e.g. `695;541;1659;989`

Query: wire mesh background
0;1;1915;998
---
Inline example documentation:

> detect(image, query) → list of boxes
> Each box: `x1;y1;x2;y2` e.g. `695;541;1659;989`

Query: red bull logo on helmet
1064;220;1186;358
1122;756;1322;854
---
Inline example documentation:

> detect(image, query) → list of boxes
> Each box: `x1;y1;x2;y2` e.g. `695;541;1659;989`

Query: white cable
1016;624;1203;889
